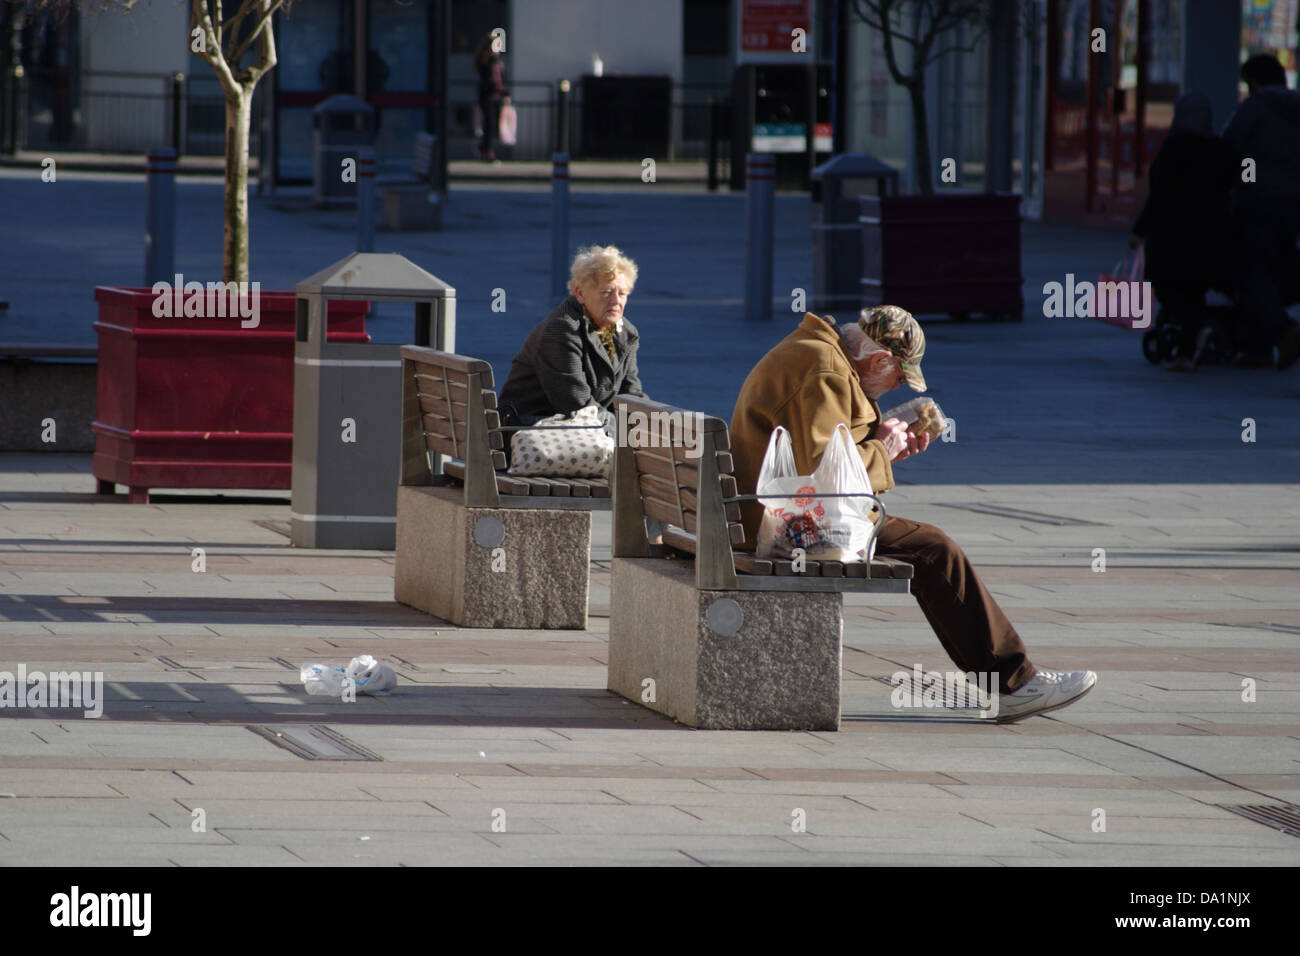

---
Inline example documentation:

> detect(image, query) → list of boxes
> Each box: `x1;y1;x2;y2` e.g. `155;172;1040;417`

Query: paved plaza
0;161;1298;866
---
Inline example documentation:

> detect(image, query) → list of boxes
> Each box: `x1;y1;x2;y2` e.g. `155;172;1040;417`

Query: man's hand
878;417;930;462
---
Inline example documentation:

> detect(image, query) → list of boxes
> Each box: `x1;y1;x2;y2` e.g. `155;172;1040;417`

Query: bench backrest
400;345;613;509
400;345;505;507
413;132;436;182
611;395;746;589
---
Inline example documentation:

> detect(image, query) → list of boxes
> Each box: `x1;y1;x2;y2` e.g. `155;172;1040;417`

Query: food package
881;397;947;440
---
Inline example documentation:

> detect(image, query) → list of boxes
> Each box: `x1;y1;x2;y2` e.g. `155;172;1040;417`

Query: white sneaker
996;669;1097;723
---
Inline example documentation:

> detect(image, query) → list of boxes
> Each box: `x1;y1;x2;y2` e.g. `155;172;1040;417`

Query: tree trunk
223;87;252;284
909;82;934;196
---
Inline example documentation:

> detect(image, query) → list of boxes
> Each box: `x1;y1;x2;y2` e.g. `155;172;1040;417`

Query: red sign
740;0;812;55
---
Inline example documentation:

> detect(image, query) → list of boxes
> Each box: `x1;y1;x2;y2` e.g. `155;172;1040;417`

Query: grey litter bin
313;94;376;207
292;253;456;550
811;154;900;314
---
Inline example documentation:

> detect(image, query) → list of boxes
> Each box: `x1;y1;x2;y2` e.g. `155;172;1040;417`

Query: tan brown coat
729;312;895;550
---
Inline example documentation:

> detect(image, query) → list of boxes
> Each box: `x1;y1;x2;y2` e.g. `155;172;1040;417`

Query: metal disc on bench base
472;516;506;548
706;598;743;636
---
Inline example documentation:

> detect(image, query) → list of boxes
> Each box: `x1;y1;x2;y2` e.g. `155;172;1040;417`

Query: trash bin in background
313;94;376;207
811;153;900;314
291;253;455;549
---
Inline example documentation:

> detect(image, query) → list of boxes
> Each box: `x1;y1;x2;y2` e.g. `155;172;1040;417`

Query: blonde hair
568;244;638;295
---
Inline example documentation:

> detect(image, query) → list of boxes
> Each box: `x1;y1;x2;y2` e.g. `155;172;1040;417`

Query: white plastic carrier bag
755;423;881;562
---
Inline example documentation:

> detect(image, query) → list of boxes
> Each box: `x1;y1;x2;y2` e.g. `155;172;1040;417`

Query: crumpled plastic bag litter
300;655;398;697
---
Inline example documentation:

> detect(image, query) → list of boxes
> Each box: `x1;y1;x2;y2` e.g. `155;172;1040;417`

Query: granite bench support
393;346;610;629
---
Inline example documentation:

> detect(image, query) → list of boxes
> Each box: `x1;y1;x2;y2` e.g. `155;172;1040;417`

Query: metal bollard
357;146;375;253
555;79;570;155
170;73;185;156
3;64;25;155
707;97;720;193
743;153;775;321
551;153;570;301
144;147;177;286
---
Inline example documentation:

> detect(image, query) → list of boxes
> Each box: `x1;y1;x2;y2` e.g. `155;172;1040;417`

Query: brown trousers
874;515;1037;694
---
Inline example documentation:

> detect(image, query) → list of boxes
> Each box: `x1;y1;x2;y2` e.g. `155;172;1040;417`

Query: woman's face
575;273;630;329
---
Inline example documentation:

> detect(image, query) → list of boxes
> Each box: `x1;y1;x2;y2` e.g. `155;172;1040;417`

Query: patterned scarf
594;322;618;363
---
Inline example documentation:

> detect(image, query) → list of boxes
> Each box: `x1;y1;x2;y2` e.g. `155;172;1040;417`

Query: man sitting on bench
729;305;1097;723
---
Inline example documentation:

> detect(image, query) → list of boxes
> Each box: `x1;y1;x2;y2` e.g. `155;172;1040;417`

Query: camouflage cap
858;305;927;392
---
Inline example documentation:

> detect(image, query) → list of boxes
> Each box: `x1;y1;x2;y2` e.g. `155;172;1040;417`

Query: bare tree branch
190;0;238;97
848;0;997;195
229;0;287;70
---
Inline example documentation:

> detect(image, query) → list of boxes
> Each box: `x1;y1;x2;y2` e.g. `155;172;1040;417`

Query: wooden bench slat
633;451;700;488
444;459;606;499
874;555;914;579
661;526;696;555
844;561;870;578
403;347;493;379
420;412;504;451
643;496;685;529
532;476;572;497
868;559;896;578
442;456;507;484
819;560;845;577
671;442;727;463
732;552;774;575
637;472;686;507
412;372;500;401
680;485;740;522
715;451;734;475
412;366;470;388
418;390;499;417
495;472;534;495
516;475;551;496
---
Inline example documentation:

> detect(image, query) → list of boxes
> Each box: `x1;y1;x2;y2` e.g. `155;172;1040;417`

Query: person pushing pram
1131;56;1300;372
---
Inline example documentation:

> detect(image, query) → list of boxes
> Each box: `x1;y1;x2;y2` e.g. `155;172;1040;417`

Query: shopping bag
508;404;614;477
755;424;880;562
498;99;517;146
1093;244;1149;330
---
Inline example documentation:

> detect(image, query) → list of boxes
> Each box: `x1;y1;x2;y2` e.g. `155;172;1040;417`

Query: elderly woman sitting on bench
499;243;662;540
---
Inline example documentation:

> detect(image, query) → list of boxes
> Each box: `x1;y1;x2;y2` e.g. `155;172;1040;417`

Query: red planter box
860;193;1024;320
92;286;369;502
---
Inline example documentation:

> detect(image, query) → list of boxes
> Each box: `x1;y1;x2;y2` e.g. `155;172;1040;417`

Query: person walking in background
1130;92;1238;371
1221;53;1300;370
474;33;507;163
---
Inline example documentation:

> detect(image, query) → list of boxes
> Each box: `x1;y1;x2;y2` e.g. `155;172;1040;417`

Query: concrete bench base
608;558;842;730
382;186;442;230
395;484;590;628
